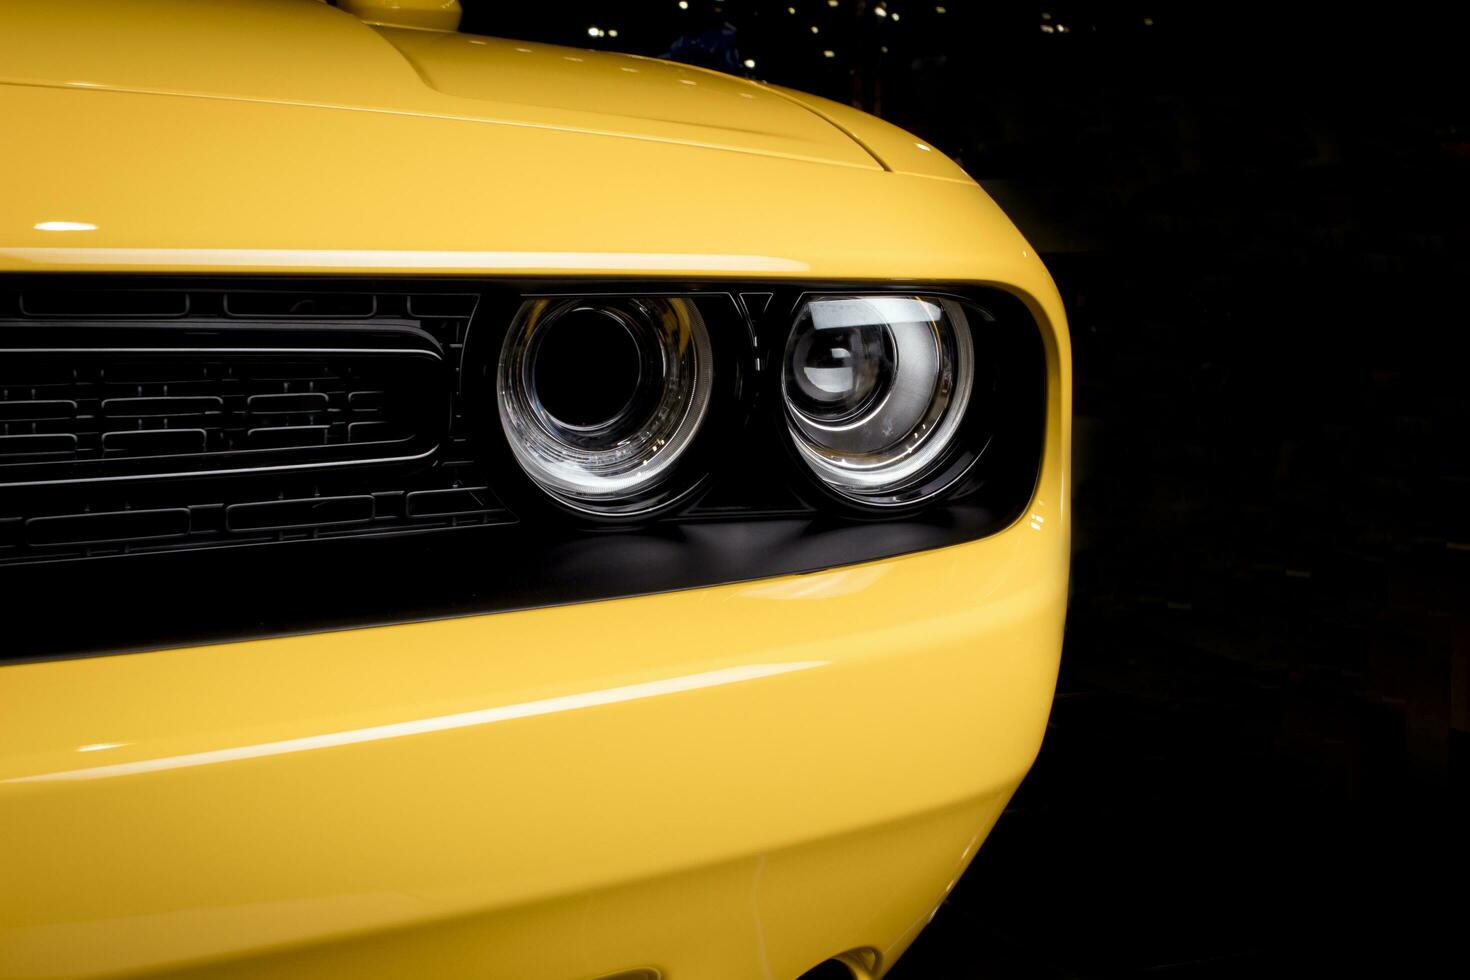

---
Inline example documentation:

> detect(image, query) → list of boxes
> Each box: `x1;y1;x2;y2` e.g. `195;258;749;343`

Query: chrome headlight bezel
481;291;749;523
496;296;714;517
775;292;998;512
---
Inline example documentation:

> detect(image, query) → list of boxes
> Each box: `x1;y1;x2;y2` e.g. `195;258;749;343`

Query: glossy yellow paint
0;1;1070;977
339;0;463;33
0;0;876;171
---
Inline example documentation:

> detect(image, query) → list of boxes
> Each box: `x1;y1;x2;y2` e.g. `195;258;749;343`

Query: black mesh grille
0;284;509;565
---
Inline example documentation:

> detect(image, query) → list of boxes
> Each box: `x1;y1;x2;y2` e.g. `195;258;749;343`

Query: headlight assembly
497;296;714;516
781;295;976;507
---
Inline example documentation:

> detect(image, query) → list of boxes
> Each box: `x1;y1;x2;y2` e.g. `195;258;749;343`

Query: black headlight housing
0;277;1046;661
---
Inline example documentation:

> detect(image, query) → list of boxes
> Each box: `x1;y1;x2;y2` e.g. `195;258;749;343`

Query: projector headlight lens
498;296;713;514
782;295;975;505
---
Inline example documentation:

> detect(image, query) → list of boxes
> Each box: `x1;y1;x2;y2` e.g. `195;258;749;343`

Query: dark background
462;2;1467;975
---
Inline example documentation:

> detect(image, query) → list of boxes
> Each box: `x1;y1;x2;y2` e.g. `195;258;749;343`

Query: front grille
0;284;508;565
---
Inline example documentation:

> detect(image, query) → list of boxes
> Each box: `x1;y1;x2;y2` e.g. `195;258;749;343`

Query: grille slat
26;508;192;546
0;433;79;457
247;424;329;448
102;395;224;418
247;392;329;414
226;496;376;532
0;399;78;422
101;429;208;454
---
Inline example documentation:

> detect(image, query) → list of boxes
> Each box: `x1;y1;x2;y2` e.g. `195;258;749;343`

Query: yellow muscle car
0;1;1070;977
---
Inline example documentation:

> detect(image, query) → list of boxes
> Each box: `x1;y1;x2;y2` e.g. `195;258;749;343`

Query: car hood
0;0;879;170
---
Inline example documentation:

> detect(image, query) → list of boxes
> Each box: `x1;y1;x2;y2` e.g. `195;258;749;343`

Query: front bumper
0;477;1066;978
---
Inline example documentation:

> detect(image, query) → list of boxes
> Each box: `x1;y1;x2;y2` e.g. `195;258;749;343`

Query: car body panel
761;84;975;183
0;83;1038;283
0;0;429;113
0;1;1070;976
339;0;465;33
376;28;880;168
0;0;878;170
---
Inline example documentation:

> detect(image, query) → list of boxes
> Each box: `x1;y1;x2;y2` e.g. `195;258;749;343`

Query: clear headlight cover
782;295;975;505
498;296;713;514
